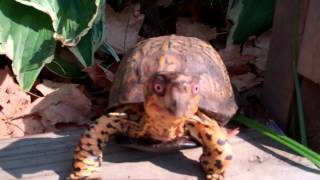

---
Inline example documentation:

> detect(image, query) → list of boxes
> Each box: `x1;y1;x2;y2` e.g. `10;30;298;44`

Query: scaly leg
185;112;232;180
70;114;128;179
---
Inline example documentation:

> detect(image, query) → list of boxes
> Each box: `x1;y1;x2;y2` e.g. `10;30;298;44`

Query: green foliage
0;0;118;91
0;1;56;91
226;0;276;45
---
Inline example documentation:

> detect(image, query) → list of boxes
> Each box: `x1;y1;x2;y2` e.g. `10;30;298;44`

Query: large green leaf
0;1;56;91
69;2;107;67
0;0;112;90
0;0;106;90
226;0;276;45
15;0;104;46
46;17;106;78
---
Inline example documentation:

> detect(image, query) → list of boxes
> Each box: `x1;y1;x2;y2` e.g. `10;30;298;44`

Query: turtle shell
108;35;238;125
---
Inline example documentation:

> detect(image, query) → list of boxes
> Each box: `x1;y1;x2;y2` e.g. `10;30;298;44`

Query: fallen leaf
0;69;31;119
97;63;114;82
176;17;217;41
35;80;69;96
219;45;255;66
242;30;272;71
0;68;94;138
8;115;44;138
226;63;251;77
219;45;254;77
0;120;11;138
39;102;90;131
0;69;47;138
14;80;93;131
105;3;145;54
231;72;263;92
82;60;114;89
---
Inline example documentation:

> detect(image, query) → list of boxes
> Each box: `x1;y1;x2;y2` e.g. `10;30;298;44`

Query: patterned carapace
70;35;238;180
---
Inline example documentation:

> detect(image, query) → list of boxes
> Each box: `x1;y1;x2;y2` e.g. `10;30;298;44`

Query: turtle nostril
168;100;188;117
170;100;177;111
192;84;200;95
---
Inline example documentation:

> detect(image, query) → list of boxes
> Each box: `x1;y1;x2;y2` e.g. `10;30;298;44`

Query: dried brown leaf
14;80;93;128
8;115;44;138
36;79;69;96
241;30;272;72
0;70;31;119
96;63;114;82
220;45;251;66
231;72;263;92
0;120;11;138
176;17;217;41
105;3;145;54
83;60;114;89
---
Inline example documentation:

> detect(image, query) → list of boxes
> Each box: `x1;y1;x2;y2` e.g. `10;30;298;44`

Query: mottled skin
70;73;232;180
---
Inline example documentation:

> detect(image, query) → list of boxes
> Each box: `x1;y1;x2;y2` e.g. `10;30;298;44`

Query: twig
26;91;42;98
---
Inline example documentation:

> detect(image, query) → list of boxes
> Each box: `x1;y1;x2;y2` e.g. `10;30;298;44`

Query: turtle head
144;72;200;119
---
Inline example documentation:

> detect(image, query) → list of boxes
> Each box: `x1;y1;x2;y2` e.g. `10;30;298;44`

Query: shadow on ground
237;131;320;174
0;129;319;180
0;129;204;180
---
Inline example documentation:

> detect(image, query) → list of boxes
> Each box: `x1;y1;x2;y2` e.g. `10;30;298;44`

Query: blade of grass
233;115;320;168
291;0;307;145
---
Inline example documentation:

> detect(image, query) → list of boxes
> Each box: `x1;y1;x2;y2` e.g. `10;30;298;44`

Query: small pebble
248;155;264;163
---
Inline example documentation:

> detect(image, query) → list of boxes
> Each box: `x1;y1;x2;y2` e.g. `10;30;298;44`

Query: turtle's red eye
192;84;200;95
154;83;165;95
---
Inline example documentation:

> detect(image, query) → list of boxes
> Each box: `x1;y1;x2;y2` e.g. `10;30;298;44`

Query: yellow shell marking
158;56;166;71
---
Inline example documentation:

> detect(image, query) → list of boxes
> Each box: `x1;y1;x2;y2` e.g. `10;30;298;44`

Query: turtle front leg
70;114;128;180
185;112;232;180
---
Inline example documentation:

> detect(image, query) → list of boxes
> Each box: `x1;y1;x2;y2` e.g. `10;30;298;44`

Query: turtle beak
169;100;188;117
167;91;189;118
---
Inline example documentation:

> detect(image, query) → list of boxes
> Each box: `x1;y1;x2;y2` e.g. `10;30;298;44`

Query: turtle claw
206;173;224;180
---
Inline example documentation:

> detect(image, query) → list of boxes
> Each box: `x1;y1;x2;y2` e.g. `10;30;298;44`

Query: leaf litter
0;70;94;138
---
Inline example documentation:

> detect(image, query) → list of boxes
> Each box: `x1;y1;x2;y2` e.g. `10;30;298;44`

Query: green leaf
0;1;56;91
69;3;107;67
47;2;107;78
15;0;105;46
226;0;276;45
47;18;106;78
0;0;107;89
233;115;320;169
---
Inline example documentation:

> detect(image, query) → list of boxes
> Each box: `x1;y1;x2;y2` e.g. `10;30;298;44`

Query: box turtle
70;35;238;180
